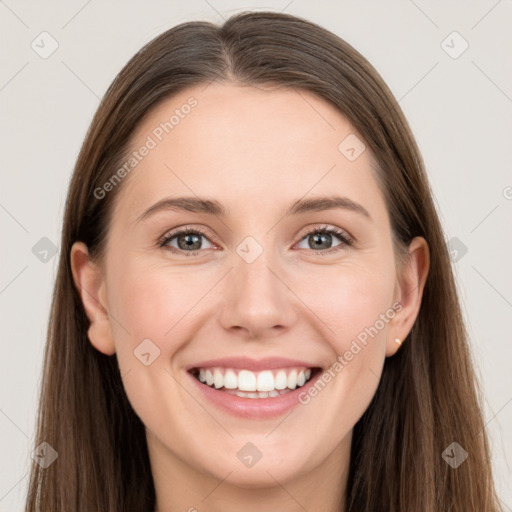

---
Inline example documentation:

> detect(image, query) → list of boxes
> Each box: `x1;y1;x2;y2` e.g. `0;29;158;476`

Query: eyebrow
136;195;372;222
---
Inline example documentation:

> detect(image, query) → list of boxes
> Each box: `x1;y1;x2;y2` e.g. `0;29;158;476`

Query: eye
158;224;353;257
158;227;214;256
295;225;353;254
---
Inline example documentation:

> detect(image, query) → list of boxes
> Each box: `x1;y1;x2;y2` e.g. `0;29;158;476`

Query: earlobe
386;236;430;357
70;241;116;355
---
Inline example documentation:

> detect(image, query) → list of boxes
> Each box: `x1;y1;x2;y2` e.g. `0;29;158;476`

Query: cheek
111;262;204;332
291;266;396;432
106;257;214;367
297;262;396;357
104;260;209;423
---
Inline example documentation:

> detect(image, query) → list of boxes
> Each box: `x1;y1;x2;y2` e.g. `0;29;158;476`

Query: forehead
113;82;385;222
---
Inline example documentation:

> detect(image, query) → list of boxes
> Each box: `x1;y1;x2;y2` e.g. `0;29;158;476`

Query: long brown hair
25;11;500;511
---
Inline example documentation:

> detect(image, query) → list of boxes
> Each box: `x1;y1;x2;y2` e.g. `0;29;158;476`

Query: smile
190;367;316;398
186;357;324;418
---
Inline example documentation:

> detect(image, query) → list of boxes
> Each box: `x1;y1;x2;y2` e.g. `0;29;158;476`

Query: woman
25;11;500;512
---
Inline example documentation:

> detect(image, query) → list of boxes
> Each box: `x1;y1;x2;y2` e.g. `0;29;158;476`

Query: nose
218;248;297;340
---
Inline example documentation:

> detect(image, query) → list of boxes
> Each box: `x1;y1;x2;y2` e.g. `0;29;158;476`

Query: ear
70;241;115;355
386;236;430;357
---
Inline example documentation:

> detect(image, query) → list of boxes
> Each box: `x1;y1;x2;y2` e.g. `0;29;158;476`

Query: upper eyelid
301;224;352;242
159;226;219;247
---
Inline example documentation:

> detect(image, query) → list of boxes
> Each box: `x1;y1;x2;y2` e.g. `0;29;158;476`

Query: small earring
394;338;402;346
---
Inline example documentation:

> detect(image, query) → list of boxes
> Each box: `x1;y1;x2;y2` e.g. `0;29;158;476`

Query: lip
187;366;322;420
186;356;319;372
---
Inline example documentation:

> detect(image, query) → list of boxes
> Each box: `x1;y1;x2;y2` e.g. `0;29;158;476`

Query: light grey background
1;1;511;510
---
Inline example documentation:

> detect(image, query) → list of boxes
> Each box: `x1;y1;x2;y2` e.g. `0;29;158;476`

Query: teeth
238;370;257;391
195;366;315;393
213;368;223;389
275;370;288;390
224;369;237;389
256;370;274;392
287;369;297;389
226;389;291;398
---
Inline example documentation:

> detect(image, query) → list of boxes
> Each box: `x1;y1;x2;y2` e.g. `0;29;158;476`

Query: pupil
310;233;331;250
179;234;201;250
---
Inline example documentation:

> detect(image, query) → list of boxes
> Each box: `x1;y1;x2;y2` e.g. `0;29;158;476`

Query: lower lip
187;370;321;419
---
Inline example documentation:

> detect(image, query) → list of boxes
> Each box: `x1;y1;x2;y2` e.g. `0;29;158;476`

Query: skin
71;82;429;512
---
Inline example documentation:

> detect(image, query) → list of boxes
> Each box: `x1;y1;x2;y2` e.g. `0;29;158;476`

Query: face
73;82;424;501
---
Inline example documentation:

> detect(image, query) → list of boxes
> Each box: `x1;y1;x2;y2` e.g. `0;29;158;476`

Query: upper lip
186;356;322;372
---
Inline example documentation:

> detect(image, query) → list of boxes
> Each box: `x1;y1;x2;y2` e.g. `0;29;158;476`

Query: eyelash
157;225;353;257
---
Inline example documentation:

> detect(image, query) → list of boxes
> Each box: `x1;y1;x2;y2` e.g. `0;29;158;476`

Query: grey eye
296;231;343;251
